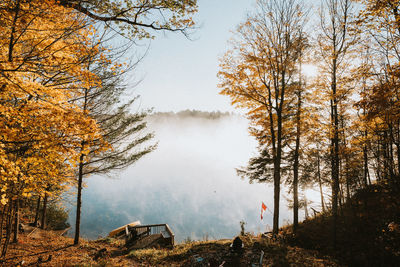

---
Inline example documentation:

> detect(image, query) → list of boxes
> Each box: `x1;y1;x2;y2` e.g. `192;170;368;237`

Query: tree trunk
339;182;344;209
272;112;283;235
8;0;20;62
74;153;85;245
34;196;41;227
363;143;369;187
331;56;340;250
383;130;390;179
74;87;89;245
12;199;19;243
2;202;14;257
389;123;395;177
293;89;302;232
341;117;351;203
317;148;326;213
293;158;299;231
375;138;380;181
397;120;400;178
0;204;6;245
273;163;281;235
40;193;48;230
322;0;352;250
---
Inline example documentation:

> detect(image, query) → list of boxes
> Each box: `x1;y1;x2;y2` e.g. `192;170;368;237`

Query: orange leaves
0;0;109;205
218;0;309;152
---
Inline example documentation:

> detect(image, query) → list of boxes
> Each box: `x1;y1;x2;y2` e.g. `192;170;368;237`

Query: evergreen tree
72;52;156;244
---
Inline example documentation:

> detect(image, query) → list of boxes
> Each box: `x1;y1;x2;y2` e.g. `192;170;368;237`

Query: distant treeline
151;110;234;120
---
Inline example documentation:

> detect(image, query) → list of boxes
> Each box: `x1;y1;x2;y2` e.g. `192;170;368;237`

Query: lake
67;112;319;242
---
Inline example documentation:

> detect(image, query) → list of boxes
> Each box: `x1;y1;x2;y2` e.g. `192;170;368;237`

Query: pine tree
72;51;156;245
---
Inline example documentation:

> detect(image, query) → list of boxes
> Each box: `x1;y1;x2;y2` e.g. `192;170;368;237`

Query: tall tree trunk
0;204;7;245
272;111;283;235
273;158;281;235
12;199;19;243
363;143;369;187
293;89;302;232
8;0;20;62
341;116;351;203
397;120;400;177
267;91;279;236
74;87;89;245
74;152;85;245
2;202;14;257
388;123;395;178
321;0;352;250
367;166;372;185
34;196;41;227
361;85;370;187
272;70;286;235
383;130;389;179
40;193;48;230
331;57;340;250
339;182;345;211
376;136;382;181
396;142;400;179
293;151;299;231
317;148;326;212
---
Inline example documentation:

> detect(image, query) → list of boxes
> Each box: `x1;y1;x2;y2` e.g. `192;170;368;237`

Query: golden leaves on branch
0;0;110;205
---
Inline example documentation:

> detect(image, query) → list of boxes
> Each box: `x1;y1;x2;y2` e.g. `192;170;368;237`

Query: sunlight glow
303;64;318;78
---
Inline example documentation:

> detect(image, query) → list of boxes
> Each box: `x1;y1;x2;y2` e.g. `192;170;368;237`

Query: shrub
45;203;70;230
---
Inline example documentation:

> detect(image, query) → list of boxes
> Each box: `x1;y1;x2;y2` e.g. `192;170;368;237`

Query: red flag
261;202;267;220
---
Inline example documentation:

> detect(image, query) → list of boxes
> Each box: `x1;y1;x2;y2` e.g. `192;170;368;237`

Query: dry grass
128;234;340;266
129;239;231;265
2;231;137;266
2;230;340;266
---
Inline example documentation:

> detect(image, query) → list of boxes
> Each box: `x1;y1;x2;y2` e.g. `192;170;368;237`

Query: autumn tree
288;31;311;230
0;0;198;255
351;44;375;188
59;0;198;39
57;0;198;246
70;43;156;244
218;0;307;235
354;0;400;187
0;0;108;254
316;0;356;247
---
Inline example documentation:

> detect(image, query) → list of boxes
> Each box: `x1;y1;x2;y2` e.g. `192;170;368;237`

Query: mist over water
68;112;306;242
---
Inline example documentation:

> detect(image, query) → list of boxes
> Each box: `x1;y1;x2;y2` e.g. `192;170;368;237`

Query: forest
218;0;400;265
0;0;399;266
0;0;196;257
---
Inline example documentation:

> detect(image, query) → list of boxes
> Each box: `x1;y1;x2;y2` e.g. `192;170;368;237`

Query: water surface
68;112;315;242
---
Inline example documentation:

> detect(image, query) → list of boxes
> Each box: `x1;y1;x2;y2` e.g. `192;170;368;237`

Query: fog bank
68;112;299;242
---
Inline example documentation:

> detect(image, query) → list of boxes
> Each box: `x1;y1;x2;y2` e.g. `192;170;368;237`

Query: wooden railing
130;224;174;246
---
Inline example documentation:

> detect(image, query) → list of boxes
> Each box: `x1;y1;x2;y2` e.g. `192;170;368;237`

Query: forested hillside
1;0;400;266
0;0;197;257
218;0;400;255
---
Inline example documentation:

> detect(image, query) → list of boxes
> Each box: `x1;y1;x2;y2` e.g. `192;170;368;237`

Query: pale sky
127;0;319;113
129;0;255;112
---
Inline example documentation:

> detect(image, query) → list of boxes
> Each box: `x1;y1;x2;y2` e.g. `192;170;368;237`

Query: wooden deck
128;224;175;247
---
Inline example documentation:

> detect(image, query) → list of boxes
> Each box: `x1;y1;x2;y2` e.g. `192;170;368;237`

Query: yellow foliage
0;0;109;205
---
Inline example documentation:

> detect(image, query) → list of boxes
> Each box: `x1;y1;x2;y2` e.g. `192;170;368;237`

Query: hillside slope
282;182;400;266
3;231;340;266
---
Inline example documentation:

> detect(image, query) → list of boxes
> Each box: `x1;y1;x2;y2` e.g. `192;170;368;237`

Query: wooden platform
110;223;175;249
108;221;141;237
